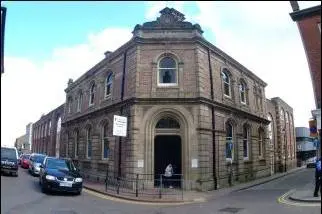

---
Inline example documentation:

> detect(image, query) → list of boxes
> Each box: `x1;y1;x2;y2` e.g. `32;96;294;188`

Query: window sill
82;159;91;163
98;159;109;164
243;159;253;164
157;84;179;88
259;157;266;161
104;95;112;100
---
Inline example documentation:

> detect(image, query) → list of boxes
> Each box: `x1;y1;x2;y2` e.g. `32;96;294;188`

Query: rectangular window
226;137;233;159
87;140;92;158
103;138;109;159
224;83;231;97
259;132;263;157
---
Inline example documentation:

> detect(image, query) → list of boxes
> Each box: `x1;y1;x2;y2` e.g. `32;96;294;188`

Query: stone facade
32;104;64;156
14;134;29;154
59;8;296;190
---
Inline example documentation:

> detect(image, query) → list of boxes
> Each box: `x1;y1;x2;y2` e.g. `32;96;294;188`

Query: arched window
86;127;92;159
225;122;234;160
267;114;273;142
102;123;109;159
56;117;61;157
74;130;79;158
243;125;249;159
89;83;95;106
156;117;180;128
77;91;83;112
44;123;47;137
280;108;285;122
48;121;51;136
221;69;231;97
105;73;113;98
158;56;177;86
258;129;264;157
68;97;73;114
286;112;289;124
239;81;247;104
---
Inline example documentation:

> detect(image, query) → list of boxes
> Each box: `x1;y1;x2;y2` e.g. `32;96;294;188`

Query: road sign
113;115;127;137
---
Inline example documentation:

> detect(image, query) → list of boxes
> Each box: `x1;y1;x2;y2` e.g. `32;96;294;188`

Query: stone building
14;134;28;154
60;8;296;190
32;104;64;157
266;97;296;174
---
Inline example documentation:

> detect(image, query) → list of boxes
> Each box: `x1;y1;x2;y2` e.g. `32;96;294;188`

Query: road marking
277;190;321;207
83;188;195;206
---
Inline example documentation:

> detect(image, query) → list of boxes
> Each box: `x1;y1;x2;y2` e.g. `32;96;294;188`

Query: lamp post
1;6;7;75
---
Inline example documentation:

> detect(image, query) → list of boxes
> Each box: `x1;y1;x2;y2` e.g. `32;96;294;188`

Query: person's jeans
314;176;321;196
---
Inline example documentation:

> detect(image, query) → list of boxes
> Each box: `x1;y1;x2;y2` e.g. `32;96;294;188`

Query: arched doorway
153;117;182;188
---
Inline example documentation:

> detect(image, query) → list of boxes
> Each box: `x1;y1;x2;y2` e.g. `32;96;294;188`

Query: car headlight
75;178;83;183
45;175;56;181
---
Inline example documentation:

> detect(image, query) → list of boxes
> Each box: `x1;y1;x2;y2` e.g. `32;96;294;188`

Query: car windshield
1;148;17;160
46;159;76;171
33;155;45;163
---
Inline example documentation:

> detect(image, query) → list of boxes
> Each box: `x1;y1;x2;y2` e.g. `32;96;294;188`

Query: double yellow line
277;190;321;207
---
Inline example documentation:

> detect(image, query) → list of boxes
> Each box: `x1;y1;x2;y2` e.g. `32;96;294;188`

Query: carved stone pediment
133;7;203;34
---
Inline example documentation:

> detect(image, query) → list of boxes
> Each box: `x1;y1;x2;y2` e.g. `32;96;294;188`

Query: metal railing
80;171;185;200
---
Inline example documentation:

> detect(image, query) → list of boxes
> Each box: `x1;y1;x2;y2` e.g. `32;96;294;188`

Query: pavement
83;165;322;204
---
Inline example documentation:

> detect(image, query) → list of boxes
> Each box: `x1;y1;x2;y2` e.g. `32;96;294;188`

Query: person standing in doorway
164;163;174;188
314;157;321;197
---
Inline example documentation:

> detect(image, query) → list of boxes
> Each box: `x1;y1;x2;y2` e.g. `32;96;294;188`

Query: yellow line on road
83;189;193;206
277;190;321;207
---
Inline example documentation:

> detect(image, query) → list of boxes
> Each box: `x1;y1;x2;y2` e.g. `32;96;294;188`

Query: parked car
39;157;82;195
306;156;317;168
20;154;31;169
1;146;19;177
28;153;46;176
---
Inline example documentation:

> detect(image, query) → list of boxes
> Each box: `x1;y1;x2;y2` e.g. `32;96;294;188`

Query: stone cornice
62;97;270;126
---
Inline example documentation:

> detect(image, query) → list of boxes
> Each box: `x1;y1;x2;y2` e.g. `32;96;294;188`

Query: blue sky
1;1;320;147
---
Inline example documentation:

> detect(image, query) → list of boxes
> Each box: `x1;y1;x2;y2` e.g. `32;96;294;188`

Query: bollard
159;174;162;199
116;177;120;194
135;174;139;197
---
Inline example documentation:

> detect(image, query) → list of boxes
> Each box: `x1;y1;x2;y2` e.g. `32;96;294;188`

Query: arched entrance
153;117;182;188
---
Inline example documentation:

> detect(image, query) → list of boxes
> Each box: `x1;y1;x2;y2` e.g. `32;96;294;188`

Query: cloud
1;27;132;147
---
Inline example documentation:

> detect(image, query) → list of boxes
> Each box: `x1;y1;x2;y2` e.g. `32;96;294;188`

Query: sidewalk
83;166;317;203
288;181;321;203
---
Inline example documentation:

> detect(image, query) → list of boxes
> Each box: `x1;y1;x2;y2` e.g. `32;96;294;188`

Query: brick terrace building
32;104;64;157
290;2;321;157
60;8;296;190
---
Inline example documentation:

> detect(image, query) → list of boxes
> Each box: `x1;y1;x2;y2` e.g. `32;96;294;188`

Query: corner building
61;8;295;190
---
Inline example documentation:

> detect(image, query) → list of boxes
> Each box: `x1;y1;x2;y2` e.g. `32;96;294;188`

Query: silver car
28;154;46;176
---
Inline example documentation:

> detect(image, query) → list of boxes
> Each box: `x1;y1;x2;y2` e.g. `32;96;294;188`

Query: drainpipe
118;51;127;178
208;48;217;190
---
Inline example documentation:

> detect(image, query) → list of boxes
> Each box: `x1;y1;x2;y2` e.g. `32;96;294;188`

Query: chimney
290;1;299;12
104;51;112;58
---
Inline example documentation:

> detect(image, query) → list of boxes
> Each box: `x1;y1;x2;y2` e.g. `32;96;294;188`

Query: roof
290;5;321;21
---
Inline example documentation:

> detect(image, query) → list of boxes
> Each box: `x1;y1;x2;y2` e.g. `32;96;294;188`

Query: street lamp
1;6;7;75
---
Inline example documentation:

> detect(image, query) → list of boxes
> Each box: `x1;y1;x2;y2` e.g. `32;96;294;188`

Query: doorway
154;135;182;187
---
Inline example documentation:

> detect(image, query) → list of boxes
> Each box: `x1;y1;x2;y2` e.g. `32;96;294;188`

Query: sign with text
113;115;127;137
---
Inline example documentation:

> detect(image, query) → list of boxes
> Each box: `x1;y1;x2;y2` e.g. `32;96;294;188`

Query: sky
1;1;320;147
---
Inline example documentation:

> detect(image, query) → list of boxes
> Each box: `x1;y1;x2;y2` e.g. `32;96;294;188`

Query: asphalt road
1;167;320;214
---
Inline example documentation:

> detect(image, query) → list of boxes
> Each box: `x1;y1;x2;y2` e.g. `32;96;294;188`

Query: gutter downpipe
208;47;217;190
118;51;127;179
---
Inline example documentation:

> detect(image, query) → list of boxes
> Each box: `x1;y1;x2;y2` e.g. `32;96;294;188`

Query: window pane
159;57;176;68
103;139;109;159
156;117;180;128
159;69;176;84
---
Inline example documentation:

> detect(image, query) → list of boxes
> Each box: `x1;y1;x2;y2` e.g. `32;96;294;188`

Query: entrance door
154;135;181;187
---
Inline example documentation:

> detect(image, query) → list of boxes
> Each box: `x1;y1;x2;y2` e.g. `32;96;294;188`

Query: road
1;167;320;214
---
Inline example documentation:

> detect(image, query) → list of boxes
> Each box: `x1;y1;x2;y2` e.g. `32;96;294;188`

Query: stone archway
141;105;196;189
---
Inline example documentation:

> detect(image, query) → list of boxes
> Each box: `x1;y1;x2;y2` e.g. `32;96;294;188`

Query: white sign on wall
192;159;198;168
113;115;127;137
138;160;144;168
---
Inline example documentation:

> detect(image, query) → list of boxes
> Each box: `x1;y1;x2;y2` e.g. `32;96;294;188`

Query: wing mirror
39;164;43;168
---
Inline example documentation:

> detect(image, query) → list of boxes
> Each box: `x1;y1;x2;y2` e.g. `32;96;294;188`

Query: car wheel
39;177;41;185
14;172;18;177
75;190;82;195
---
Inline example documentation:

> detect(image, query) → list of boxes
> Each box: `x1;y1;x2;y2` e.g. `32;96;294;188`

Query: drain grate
51;210;78;214
218;207;244;213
